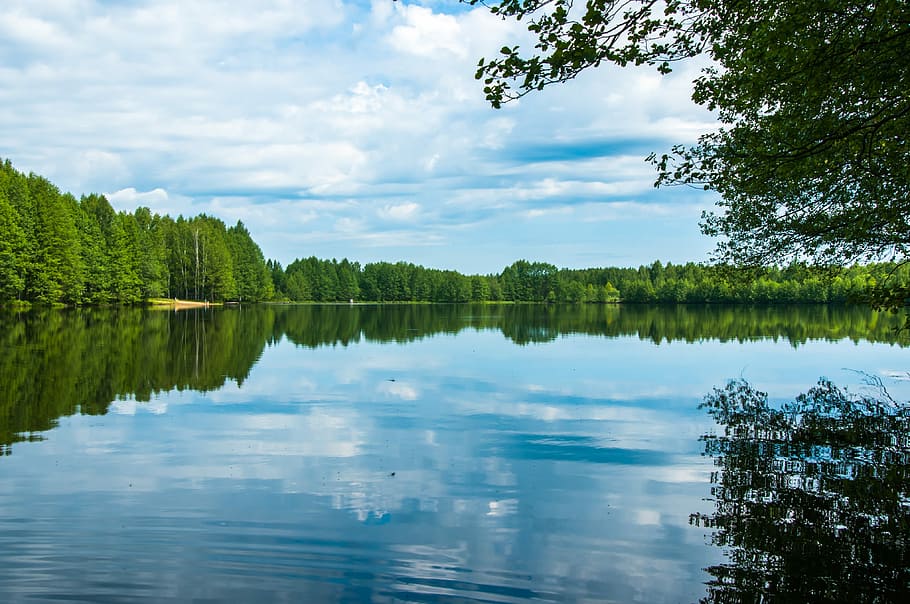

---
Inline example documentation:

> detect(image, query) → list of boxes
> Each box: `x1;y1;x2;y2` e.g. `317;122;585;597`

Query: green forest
2;158;908;306
0;159;273;305
270;257;906;305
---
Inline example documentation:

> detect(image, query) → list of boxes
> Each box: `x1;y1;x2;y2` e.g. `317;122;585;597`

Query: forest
3;158;908;307
270;257;906;305
0;159;273;305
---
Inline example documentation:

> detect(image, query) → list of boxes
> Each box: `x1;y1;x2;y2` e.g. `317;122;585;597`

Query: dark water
1;304;908;602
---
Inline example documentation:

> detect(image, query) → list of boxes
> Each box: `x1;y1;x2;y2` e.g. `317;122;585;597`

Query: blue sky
0;0;719;274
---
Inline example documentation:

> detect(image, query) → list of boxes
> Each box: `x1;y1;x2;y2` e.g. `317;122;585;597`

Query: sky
0;0;720;274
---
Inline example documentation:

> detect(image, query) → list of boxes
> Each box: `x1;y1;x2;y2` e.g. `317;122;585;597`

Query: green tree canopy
0;159;274;306
467;1;910;269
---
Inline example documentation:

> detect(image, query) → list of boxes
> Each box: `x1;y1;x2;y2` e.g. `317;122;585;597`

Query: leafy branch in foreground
468;1;910;285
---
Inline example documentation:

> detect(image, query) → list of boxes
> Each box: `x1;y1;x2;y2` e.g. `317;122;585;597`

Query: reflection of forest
490;304;908;346
276;304;907;347
693;379;910;602
0;307;273;453
1;304;906;452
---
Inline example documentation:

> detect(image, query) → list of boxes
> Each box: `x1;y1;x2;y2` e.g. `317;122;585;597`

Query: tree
467;1;910;270
562;279;587;302
337;258;360;301
0;189;26;301
227;221;272;302
501;260;558;301
0;161;35;300
76;199;111;304
28;177;83;304
134;207;170;299
1;159;283;306
166;216;195;300
110;212;143;304
189;216;236;302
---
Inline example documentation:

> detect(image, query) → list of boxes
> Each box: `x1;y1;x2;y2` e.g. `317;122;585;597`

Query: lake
1;304;908;602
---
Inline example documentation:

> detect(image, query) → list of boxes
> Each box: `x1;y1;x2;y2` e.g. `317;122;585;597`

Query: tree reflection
0;307;273;454
692;379;910;602
1;304;908;457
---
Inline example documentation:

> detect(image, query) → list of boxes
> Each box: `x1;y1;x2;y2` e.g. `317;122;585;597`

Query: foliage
271;253;907;306
3;157;908;308
0;187;26;300
466;1;910;272
0;159;272;305
693;378;910;602
465;0;704;107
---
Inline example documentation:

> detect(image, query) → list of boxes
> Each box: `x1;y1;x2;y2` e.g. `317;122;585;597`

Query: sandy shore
148;298;217;310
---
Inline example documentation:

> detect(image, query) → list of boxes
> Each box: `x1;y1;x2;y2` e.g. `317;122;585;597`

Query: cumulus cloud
388;4;467;57
0;0;718;272
108;186;168;204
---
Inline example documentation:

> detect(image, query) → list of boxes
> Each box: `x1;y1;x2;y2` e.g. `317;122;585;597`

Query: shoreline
147;298;220;310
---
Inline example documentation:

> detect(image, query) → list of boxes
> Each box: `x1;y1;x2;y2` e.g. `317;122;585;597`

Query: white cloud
479;117;516;150
107;187;169;208
0;0;719;271
0;11;69;49
378;202;420;221
335;216;366;233
388;5;466;58
524;207;573;219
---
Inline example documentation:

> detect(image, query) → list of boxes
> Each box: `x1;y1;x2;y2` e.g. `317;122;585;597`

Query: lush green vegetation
0;159;273;305
270;257;908;305
5;158;910;307
467;1;910;269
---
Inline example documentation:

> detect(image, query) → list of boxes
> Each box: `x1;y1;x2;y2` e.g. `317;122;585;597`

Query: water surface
0;304;907;602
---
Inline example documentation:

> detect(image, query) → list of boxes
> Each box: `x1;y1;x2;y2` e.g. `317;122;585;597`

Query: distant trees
0;159;272;305
2;157;905;308
556;261;885;305
271;257;630;304
268;254;902;305
500;260;557;301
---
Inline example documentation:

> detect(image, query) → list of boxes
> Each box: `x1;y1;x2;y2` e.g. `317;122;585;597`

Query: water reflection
1;304;908;601
692;379;910;602
0;307;274;453
0;305;907;454
1;304;906;454
279;303;907;347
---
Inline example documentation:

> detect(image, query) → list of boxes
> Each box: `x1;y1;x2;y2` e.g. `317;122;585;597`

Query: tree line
0;158;273;305
270;257;905;305
4;158;909;307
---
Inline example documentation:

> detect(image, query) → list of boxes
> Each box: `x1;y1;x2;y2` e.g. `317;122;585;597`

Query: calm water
1;304;908;602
